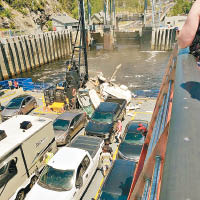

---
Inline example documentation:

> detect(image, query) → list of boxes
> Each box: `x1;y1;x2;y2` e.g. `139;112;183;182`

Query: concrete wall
0;30;72;80
151;27;176;51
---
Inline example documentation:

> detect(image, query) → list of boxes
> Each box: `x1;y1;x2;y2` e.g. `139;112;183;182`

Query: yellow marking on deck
0;92;16;102
94;146;119;200
131;112;137;120
135;111;153;114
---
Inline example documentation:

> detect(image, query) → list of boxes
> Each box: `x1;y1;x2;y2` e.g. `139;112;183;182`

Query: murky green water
17;45;171;91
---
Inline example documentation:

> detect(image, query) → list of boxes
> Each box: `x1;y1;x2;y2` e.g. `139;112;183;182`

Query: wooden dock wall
0;30;72;80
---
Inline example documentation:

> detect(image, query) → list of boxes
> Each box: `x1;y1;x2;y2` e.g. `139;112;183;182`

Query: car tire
29;175;38;189
16;190;25;200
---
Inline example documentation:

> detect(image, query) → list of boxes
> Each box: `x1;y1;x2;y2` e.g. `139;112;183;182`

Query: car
53;111;87;146
98;159;136;200
118;120;148;162
1;94;37;121
85;99;126;143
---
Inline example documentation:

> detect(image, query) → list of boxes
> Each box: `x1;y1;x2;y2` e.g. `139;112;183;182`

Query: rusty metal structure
127;44;178;199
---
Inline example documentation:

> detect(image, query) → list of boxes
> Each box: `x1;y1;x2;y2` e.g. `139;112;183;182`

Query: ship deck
0;88;156;200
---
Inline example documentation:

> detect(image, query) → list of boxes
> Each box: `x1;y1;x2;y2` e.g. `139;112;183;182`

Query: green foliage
0;8;13;18
3;0;45;13
169;0;192;15
46;20;53;31
9;21;15;29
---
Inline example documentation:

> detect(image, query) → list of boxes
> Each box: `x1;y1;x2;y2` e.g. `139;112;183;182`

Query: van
0;115;57;200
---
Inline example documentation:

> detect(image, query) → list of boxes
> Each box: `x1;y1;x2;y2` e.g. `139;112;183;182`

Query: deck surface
0;88;156;200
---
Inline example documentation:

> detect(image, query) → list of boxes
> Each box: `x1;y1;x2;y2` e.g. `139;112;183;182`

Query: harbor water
16;45;171;91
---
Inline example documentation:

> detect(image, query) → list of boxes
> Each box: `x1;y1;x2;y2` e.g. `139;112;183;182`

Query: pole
152;0;155;27
104;0;107;25
144;0;147;26
79;0;88;80
110;0;112;25
112;0;116;28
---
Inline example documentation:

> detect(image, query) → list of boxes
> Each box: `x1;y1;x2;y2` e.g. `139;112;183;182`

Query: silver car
53;111;87;146
1;95;37;121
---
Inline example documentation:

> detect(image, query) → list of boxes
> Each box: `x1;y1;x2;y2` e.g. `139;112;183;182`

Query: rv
0;115;57;200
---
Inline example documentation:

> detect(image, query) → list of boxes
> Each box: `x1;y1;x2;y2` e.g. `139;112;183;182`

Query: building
91;11;105;25
52;14;79;31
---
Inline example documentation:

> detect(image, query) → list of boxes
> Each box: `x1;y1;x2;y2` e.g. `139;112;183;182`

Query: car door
74;114;85;133
25;96;33;112
20;99;27;114
74;155;93;199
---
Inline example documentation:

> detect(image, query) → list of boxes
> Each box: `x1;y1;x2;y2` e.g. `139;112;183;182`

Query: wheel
65;135;71;145
29;175;38;189
109;133;115;144
16;190;25;200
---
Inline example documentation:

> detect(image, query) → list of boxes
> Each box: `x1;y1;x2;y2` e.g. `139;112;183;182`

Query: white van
0;115;57;200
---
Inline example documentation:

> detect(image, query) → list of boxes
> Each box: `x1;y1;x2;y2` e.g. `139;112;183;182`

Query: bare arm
178;0;200;48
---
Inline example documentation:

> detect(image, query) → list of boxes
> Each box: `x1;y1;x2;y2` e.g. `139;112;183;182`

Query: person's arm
178;0;200;48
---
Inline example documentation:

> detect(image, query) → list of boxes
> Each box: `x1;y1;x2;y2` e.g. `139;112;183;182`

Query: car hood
54;129;68;138
85;121;113;134
25;183;75;200
118;142;143;160
1;108;19;117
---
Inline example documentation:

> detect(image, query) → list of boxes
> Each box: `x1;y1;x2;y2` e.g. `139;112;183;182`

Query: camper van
0;115;57;200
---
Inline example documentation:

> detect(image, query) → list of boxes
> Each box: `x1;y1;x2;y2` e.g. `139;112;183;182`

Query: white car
26;136;103;200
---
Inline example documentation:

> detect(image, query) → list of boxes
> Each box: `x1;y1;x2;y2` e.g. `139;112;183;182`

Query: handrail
149;156;161;200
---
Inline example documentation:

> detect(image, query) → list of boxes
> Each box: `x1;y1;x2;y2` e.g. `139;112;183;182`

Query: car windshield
124;132;144;145
38;166;75;191
91;112;113;123
53;119;70;131
6;98;23;109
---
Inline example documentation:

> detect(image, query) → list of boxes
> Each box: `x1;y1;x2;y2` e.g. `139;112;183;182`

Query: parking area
0;89;156;200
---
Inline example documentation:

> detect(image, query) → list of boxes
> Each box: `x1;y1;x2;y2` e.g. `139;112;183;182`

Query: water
17;45;171;91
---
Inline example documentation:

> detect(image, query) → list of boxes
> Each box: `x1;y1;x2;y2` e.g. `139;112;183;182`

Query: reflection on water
16;45;170;91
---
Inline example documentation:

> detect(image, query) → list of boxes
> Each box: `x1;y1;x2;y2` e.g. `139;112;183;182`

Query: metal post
104;0;107;25
79;0;88;80
144;0;147;26
110;0;112;25
87;0;91;26
152;0;155;27
112;0;116;28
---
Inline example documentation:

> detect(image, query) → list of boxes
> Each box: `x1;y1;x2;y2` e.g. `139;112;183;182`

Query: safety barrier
0;30;72;81
128;44;178;199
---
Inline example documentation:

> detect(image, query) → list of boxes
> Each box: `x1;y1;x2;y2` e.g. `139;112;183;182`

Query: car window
22;100;26;106
26;97;32;103
74;114;81;123
81;155;90;174
70;119;75;127
0;159;17;188
6;98;23;109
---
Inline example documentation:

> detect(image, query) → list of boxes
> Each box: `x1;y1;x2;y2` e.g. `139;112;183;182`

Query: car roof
56;111;83;120
126;120;148;132
100;159;136;198
48;147;87;170
13;94;31;100
96;102;119;113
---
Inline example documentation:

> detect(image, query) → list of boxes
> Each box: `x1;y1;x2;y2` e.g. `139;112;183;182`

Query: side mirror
70;126;74;130
75;177;83;188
